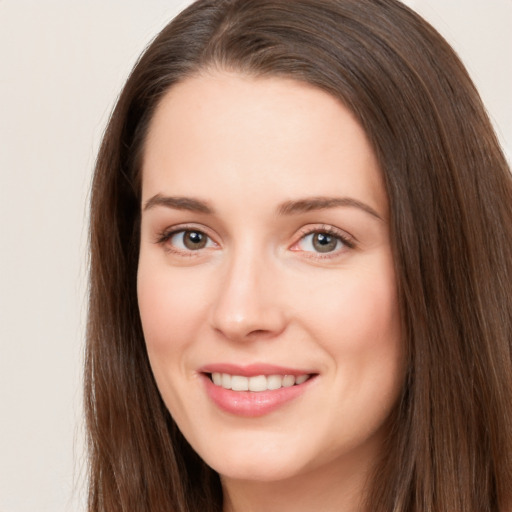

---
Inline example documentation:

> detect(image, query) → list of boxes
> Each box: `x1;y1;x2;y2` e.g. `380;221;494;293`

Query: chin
195;437;311;483
213;458;306;483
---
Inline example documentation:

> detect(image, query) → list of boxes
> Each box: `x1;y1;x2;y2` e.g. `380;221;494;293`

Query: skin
137;71;404;512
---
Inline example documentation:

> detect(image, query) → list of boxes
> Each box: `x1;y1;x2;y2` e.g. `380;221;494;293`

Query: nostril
248;329;271;337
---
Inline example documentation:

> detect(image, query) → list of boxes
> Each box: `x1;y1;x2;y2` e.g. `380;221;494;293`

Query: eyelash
155;224;356;258
155;224;217;257
292;225;355;259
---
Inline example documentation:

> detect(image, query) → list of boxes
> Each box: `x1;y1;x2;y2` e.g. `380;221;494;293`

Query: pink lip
199;364;317;417
199;363;313;377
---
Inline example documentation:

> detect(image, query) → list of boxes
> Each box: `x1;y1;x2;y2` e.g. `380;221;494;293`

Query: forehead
141;71;387;215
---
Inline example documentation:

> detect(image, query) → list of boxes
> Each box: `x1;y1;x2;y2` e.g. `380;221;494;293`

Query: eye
293;228;354;255
298;232;342;253
167;229;216;251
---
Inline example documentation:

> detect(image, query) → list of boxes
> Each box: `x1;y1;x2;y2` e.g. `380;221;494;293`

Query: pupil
313;233;337;253
184;231;206;250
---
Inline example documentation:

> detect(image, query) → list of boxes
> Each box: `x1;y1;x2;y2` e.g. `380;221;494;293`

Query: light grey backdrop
0;1;510;511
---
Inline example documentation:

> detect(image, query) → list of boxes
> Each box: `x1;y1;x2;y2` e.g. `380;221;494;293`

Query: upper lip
199;363;315;377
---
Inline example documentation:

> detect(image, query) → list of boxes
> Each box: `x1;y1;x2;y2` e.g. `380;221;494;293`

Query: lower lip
202;374;315;417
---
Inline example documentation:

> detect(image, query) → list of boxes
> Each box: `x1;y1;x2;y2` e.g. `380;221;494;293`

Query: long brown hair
86;0;512;510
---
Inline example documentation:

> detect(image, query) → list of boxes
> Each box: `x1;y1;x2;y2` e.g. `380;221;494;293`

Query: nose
209;249;287;342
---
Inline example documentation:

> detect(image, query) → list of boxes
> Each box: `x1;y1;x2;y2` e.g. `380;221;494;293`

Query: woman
85;0;512;510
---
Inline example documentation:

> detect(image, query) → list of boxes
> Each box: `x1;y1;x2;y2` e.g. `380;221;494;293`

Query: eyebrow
143;194;214;214
143;194;383;221
277;196;383;220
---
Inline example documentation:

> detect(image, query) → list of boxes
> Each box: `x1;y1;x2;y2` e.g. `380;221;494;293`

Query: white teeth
221;373;232;389
248;375;267;392
231;375;249;391
267;374;283;390
210;373;310;392
295;374;308;385
282;375;295;387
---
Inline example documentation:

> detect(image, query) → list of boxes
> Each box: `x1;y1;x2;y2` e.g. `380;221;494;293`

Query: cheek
312;270;403;437
294;260;404;411
294;264;400;350
137;263;209;357
136;263;210;421
340;275;400;347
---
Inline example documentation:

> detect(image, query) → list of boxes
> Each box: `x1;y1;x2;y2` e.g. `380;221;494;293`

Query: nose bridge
210;240;285;341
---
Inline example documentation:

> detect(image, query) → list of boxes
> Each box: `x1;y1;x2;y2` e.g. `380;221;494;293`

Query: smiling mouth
207;372;313;392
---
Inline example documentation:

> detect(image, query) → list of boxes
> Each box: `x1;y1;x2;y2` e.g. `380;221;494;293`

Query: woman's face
138;72;403;483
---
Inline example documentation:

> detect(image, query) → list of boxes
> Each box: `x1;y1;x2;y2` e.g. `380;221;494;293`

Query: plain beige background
0;1;510;511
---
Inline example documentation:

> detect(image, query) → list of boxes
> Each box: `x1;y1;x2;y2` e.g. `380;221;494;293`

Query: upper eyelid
293;224;356;244
154;223;217;243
